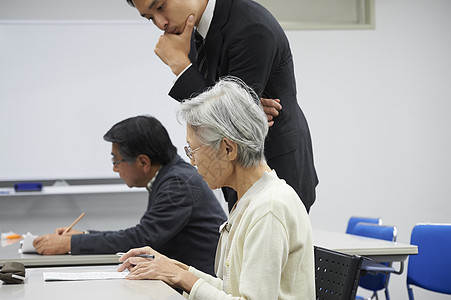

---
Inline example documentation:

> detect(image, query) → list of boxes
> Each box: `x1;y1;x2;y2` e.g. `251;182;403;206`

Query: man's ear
222;138;238;161
137;155;151;171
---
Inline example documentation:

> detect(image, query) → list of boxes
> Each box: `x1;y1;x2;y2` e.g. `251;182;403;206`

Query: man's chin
165;28;180;35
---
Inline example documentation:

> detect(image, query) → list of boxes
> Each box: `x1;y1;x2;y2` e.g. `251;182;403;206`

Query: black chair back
315;246;363;300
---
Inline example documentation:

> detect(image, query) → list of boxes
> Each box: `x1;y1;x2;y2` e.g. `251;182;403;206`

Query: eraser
14;182;43;192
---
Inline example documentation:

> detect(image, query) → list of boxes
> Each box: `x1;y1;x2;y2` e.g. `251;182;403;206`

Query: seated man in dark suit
33;115;227;275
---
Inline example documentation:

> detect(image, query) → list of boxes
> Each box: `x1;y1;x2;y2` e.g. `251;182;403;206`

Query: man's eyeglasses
111;158;126;166
184;145;205;160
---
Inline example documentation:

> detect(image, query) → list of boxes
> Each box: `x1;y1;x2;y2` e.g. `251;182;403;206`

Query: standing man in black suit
125;0;318;212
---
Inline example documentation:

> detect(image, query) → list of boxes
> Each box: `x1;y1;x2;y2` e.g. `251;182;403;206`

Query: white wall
293;0;451;298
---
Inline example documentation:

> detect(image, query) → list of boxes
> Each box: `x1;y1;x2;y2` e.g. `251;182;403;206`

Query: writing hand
155;15;195;75
33;234;71;255
261;98;282;127
117;246;157;272
126;254;198;292
54;227;83;236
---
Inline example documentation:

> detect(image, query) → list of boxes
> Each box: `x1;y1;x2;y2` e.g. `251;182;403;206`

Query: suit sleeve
226;24;277;97
70;175;198;254
169;23;278;101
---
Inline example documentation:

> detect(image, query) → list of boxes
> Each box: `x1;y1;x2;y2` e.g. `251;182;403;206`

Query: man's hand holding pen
54;227;83;236
33;212;85;255
33;234;71;255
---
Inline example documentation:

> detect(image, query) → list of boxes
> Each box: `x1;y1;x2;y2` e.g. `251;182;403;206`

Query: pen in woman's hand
116;252;155;259
136;254;155;259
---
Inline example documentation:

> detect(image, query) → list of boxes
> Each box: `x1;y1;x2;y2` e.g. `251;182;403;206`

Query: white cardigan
187;171;315;300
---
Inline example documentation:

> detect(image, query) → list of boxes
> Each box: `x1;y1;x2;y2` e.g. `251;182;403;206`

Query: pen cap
0;262;26;284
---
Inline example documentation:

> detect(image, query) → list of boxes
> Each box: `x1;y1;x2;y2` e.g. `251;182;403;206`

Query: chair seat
361;259;396;274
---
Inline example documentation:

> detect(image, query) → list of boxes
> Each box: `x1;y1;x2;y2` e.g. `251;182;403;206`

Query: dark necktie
194;29;209;79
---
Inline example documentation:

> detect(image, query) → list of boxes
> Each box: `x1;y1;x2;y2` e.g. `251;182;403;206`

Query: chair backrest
407;223;451;298
350;223;396;292
314;246;363;300
352;223;397;242
346;216;382;234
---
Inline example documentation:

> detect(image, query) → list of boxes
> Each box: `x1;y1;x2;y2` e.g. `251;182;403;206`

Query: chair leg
370;291;378;300
407;284;414;300
385;288;389;300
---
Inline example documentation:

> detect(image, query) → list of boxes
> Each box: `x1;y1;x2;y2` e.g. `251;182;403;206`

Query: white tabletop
1;228;418;268
312;228;418;262
0;241;119;267
0;265;184;300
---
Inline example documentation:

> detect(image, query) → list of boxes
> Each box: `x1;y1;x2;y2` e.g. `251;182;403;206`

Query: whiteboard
0;0;372;181
0;23;187;181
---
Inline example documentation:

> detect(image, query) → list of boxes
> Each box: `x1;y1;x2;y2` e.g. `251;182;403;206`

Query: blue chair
406;223;451;299
349;223;397;300
346;216;382;234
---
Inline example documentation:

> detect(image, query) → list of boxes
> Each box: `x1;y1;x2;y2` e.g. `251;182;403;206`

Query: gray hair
178;77;268;168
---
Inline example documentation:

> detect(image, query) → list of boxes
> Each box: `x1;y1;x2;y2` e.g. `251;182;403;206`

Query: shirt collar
146;166;162;192
196;0;216;39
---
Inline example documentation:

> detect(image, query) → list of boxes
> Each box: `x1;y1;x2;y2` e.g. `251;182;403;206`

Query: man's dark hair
126;0;135;7
104;115;177;165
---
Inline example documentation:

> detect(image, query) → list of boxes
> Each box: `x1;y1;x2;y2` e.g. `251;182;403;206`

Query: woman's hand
117;246;155;272
117;246;198;292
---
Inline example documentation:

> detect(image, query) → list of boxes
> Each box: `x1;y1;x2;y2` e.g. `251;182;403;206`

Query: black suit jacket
169;0;318;211
71;155;226;275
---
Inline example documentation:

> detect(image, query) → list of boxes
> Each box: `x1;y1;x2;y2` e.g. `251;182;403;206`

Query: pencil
63;212;85;234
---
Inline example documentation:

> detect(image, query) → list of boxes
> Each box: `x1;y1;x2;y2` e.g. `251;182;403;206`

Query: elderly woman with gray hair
117;77;315;299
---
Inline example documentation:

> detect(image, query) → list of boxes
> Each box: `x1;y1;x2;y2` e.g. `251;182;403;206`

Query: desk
313;229;418;263
0;265;184;300
0;241;118;267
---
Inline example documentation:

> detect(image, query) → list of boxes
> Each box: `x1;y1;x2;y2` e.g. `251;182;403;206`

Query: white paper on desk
19;232;38;254
43;272;128;281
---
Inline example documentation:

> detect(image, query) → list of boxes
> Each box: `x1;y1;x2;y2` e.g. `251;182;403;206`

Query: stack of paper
43;272;128;281
19;232;38;254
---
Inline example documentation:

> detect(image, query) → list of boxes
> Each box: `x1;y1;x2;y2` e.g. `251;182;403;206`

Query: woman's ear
222;138;238;161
